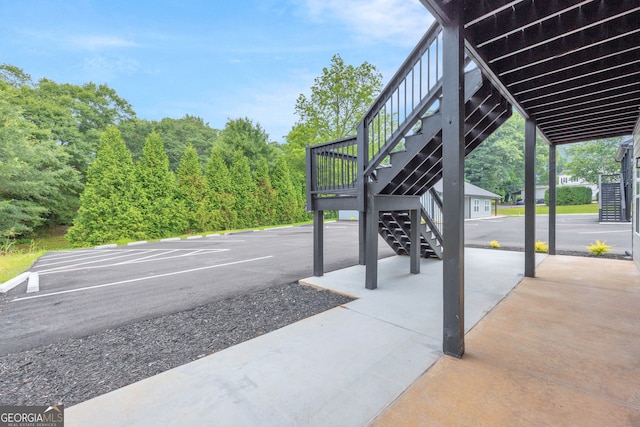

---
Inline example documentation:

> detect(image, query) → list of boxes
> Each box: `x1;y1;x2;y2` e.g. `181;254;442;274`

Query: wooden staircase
306;21;512;287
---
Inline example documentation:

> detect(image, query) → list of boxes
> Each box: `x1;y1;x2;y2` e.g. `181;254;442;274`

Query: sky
0;0;434;143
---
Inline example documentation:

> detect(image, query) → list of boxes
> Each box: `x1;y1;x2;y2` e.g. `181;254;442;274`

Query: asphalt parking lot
465;213;631;255
1;214;631;355
0;223;395;355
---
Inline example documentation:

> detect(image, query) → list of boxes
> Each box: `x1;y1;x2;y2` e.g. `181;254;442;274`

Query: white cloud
70;35;140;50
299;0;433;47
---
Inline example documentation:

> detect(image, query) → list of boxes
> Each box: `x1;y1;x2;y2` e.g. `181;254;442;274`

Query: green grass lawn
0;251;46;283
497;203;599;216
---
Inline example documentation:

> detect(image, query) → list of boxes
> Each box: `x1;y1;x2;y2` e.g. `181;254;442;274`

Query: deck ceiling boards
421;0;640;145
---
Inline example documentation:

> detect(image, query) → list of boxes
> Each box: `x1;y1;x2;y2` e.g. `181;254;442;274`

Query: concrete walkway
372;255;640;426
66;248;538;426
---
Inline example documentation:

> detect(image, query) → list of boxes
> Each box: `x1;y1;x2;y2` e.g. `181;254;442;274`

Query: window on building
473;199;480;213
484;199;491;212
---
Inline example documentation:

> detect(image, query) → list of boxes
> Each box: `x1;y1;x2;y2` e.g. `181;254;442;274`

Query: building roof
421;0;640;145
432;179;501;199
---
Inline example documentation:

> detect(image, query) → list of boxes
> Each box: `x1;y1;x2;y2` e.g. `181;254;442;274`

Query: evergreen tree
67;127;145;245
0;90;81;238
271;156;301;224
204;146;236;230
136;132;183;237
229;151;257;228
253;158;276;226
176;144;209;232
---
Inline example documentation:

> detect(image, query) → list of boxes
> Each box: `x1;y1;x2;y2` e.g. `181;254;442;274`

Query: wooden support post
313;210;324;276
365;200;378;290
441;5;465;358
359;211;366;265
525;119;537;277
410;209;420;274
549;144;557;255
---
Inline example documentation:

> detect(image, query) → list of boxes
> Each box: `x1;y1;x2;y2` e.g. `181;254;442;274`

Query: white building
338;180;501;220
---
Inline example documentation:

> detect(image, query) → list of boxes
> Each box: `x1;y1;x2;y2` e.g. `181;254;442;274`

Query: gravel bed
465;244;632;260
0;282;352;407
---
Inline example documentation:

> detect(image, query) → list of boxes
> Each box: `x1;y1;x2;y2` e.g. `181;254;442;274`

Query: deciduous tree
564;138;622;184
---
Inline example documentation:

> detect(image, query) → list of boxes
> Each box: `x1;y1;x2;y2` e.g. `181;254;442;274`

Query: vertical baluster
396;87;400;131
383;104;387;155
331;148;334;190
428;43;431;91
318;152;322;190
418;56;422;100
321;152;324;189
341;142;345;189
403;79;406;122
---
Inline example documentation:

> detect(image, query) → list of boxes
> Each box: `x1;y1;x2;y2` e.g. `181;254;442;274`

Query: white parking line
37;249;229;276
35;250;133;268
34;250;157;273
578;230;629;234
13;255;274;302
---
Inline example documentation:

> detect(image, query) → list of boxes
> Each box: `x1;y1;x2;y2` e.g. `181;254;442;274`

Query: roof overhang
421;0;640;146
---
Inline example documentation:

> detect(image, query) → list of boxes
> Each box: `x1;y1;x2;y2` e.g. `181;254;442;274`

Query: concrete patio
65;249;640;426
373;255;640;426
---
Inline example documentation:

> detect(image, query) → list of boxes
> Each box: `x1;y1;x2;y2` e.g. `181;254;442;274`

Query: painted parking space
32;248;230;275
0;222;392;355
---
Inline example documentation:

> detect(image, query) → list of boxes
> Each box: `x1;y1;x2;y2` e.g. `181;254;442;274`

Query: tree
465;113;550;201
204;146;236;230
0;88;81;238
292;54;383;144
284;54;382;213
564;138;622;184
135;132;183;237
66;127;145;245
176;144;209;232
253;158;276;226
153;115;220;171
229;151;257;229
216;117;280;172
18;78;135;175
271;156;302;224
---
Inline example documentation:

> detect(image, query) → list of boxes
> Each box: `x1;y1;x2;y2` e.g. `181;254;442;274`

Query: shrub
535;241;548;253
544;186;592;205
489;240;501;248
586;239;611;256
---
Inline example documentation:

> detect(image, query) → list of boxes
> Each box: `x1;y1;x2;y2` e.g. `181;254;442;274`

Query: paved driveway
0;223;395;355
1;215;631;355
465;214;631;254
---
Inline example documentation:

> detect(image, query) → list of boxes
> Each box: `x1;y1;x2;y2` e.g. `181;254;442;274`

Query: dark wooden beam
441;1;465;358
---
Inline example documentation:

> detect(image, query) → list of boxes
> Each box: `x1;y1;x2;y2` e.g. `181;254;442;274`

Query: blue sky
0;0;433;143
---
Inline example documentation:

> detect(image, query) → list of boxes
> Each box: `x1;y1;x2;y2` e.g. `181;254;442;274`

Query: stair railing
421;187;444;245
306;136;358;206
307;21;447;204
361;21;444;177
